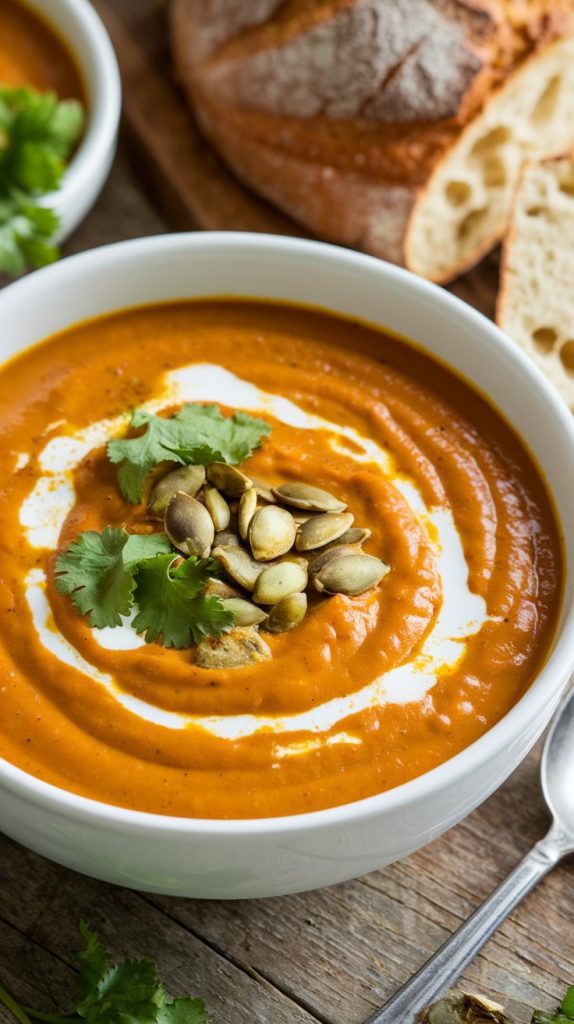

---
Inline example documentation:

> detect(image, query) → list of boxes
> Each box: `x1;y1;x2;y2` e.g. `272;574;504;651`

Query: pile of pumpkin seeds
148;462;390;668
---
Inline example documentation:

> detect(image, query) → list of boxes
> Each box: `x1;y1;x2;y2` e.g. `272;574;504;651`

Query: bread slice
497;153;574;412
171;0;574;283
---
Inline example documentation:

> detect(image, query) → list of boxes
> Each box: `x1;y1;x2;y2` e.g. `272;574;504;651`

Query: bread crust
171;0;574;278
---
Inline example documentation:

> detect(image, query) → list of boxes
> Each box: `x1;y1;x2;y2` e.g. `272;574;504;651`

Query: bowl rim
23;0;121;233
1;230;573;836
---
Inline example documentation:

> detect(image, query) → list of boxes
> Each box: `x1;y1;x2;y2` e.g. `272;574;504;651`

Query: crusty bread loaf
171;0;574;283
497;153;574;411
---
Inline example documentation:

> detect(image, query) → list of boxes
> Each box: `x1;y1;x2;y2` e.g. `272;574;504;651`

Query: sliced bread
172;0;574;283
497;153;574;412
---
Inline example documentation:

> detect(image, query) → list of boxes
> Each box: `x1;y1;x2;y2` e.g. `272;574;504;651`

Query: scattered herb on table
532;985;574;1023
0;921;208;1024
0;86;85;273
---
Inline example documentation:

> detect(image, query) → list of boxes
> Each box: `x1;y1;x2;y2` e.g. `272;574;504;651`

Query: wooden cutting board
92;0;500;321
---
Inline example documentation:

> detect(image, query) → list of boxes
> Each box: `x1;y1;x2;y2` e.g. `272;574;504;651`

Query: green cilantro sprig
54;528;233;648
0;921;208;1024
133;554;233;647
54;529;172;629
0;86;85;273
107;404;271;504
532;986;574;1023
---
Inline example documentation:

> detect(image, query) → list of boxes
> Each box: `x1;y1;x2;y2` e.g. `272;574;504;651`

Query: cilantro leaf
76;922;109;1003
107;411;188;506
0;87;84;195
78;960;161;1024
0;923;209;1024
55;528;171;629
107;404;271;504
0;193;59;273
157;998;209;1024
133;554;233;648
171;405;271;466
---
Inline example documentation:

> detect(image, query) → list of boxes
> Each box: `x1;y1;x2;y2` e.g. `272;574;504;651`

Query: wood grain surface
0;1;573;1020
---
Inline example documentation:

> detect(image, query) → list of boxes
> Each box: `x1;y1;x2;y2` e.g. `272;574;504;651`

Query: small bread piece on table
497;152;574;413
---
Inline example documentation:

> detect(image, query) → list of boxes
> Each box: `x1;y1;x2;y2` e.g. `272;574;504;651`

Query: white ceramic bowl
0;233;573;899
28;0;121;239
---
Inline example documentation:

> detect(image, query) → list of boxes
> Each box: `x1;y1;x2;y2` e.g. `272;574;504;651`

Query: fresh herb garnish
54;529;232;646
0;194;59;273
107;404;271;504
54;528;172;629
0;86;85;273
532;985;574;1023
0;921;208;1024
133;554;233;648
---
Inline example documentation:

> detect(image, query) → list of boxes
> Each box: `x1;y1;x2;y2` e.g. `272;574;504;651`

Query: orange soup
0;0;83;99
0;301;562;818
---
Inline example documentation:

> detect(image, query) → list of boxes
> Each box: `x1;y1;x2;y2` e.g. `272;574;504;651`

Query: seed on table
195;626;271;668
313;553;390;596
253;560;308;605
147;464;205;516
207;462;252;496
204;484;231;531
249;505;297;561
295;511;354;551
165;491;214;558
265;592;308;633
238;487;258;540
272;482;346;513
211;545;264;591
221;597;268;626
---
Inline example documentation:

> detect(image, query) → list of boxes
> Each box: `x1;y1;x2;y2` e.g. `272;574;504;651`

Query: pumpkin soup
0;0;83;99
0;301;562;818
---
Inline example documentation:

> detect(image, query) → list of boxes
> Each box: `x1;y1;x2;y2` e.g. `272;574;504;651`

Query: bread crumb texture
498;153;574;412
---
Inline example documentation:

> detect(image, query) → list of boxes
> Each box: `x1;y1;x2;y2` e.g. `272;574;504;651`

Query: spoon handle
365;825;564;1024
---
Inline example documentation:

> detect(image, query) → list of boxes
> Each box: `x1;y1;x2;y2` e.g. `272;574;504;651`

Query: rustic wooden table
1;4;573;1018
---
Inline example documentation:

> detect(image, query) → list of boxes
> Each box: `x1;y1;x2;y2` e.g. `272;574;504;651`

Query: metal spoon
366;685;574;1024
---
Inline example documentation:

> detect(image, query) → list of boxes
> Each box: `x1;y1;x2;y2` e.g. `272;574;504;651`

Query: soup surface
0;0;83;98
0;301;562;818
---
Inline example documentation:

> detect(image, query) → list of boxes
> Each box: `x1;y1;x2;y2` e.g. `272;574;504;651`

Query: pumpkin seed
147;464;205;516
250;478;276;503
213;529;241;548
238;487;258;540
204;577;241;599
211;545;264;591
272;482;346;513
308;543;362;580
249;505;297;561
204;484;231;531
295;511;354;552
195;626;271;668
221;597;268;627
253;561;307;605
207;462;252;496
338;526;371;546
292;511;318;525
313;553;389;596
165;491;214;558
264;592;307;634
